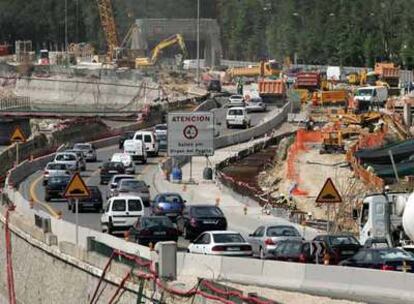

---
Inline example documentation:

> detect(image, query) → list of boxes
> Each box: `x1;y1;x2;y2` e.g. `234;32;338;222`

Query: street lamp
196;0;200;86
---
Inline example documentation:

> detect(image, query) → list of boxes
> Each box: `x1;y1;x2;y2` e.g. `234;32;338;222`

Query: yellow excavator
135;34;188;68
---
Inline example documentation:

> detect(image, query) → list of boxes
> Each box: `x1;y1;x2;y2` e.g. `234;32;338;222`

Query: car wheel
259;247;266;260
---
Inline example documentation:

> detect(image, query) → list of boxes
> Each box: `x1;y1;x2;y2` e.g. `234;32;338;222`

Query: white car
53;152;79;171
101;195;147;234
107;174;135;198
123;139;147;164
187;231;252;256
245;97;267;112
153;124;168;137
111;153;135;174
226;107;251;129
133;131;159;156
43;162;71;185
73;143;97;162
228;94;245;107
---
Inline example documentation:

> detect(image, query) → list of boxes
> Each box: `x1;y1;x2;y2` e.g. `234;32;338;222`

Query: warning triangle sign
315;178;342;204
64;173;90;198
10;126;26;142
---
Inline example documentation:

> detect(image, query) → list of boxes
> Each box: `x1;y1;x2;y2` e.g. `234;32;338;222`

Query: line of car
225;94;267;129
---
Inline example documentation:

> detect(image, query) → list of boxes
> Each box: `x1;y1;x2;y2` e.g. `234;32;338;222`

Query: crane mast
96;0;119;59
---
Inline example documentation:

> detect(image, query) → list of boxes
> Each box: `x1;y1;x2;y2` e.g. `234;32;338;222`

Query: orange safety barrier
286;130;324;196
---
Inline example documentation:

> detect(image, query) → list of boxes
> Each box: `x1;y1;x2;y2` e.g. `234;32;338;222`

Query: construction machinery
135;34;188;68
347;69;367;86
226;61;282;79
96;0;119;60
319;131;345;154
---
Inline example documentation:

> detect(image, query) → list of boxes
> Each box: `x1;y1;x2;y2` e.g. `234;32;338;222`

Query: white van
101;195;148;234
133;131;159;156
123;139;147;164
226;107;251;129
355;86;388;107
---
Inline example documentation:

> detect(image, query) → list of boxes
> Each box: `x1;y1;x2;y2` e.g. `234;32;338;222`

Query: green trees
1;0;414;68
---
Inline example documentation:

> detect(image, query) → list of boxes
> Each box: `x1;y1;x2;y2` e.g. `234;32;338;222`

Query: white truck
355;86;388;108
357;191;414;247
123;139;147;164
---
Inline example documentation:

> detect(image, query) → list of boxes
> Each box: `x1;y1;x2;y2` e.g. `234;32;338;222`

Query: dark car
313;234;361;265
128;216;178;246
68;186;103;213
99;161;125;185
45;175;71;201
119;131;134;149
157;133;168;152
363;237;391;249
270;240;313;263
340;248;414;272
207;79;221;92
176;205;227;240
152;193;186;220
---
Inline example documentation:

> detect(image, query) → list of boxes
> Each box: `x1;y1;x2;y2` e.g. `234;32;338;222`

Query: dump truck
227;61;282;79
313;90;348;106
258;79;286;100
295;71;327;91
375;62;400;87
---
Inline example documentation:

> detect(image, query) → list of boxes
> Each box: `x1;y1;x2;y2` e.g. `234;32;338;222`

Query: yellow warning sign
315;178;342;204
10;126;26;142
63;173;90;198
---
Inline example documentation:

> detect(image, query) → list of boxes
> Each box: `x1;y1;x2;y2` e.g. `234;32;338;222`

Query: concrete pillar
403;103;412;127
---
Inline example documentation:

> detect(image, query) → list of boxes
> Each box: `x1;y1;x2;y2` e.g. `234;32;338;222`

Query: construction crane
96;0;119;60
135;34;188;68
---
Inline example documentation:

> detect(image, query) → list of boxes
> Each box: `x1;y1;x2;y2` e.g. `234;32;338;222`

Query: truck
258;79;286;100
295;72;327;91
354;86;388;110
374;62;400;87
357;191;414;248
227;61;282;79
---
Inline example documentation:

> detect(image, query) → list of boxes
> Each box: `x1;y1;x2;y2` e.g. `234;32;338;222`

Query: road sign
63;173;90;198
315;178;342;204
167;112;214;156
10;126;26;142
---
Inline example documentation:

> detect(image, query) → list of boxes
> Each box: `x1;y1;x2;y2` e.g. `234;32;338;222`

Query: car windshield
282;242;303;254
142;217;173;228
113;176;133;184
56;154;76;161
213;233;244;243
266;226;300;237
73;144;90;150
47;163;67;170
330;236;359;246
159;194;183;204
157;134;167;140
356;89;374;97
156;125;167;131
119;180;147;190
379;249;414;261
192;207;223;217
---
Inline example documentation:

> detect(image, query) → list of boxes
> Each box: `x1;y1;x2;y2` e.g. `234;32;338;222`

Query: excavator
135;34;188;68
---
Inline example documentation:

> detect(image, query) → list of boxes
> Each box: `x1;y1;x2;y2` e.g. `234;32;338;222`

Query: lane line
29;174;61;218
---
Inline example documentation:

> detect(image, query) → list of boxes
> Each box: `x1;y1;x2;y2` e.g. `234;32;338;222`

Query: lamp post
196;0;200;86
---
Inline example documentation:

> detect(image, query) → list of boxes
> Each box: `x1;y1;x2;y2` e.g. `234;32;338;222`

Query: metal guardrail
0;96;30;110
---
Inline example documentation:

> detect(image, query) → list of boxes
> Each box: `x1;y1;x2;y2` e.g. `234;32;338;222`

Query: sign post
168;112;214;183
63;173;90;245
315;178;343;233
10;126;27;166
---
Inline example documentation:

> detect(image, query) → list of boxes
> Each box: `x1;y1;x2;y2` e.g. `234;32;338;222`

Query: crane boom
96;0;119;58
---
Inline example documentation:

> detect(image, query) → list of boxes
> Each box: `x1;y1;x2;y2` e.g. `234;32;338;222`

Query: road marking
29;174;61;218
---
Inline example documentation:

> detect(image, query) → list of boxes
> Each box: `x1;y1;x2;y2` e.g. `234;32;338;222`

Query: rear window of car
329;236;360;246
266;226;300;237
144;134;152;143
229;109;244;116
88;187;100;197
213;233;244;243
159;194;183;204
113;176;132;184
49;176;70;183
120;180;147;190
378;249;414;261
56;154;76;161
103;162;123;170
73;144;90;150
281;242;303;254
142;217;173;228
134;134;143;140
128;199;142;212
47;163;67;170
156;125;167;131
112;199;126;211
191;207;223;217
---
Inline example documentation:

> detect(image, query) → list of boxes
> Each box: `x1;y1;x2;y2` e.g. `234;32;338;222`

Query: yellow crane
135;34;188;68
96;0;119;60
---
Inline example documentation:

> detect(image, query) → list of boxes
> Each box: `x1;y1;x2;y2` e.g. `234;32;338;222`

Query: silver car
43;162;71;186
248;225;302;259
107;174;135;199
245;97;267;112
73;143;97;162
114;179;151;207
65;149;87;171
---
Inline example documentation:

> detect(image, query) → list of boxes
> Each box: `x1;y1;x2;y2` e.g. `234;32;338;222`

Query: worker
236;78;244;95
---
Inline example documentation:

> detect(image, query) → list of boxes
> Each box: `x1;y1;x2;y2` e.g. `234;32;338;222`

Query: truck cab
355;86;388;109
358;192;408;245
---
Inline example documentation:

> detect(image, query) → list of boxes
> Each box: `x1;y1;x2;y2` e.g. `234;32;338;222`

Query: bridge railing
0;96;30;111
